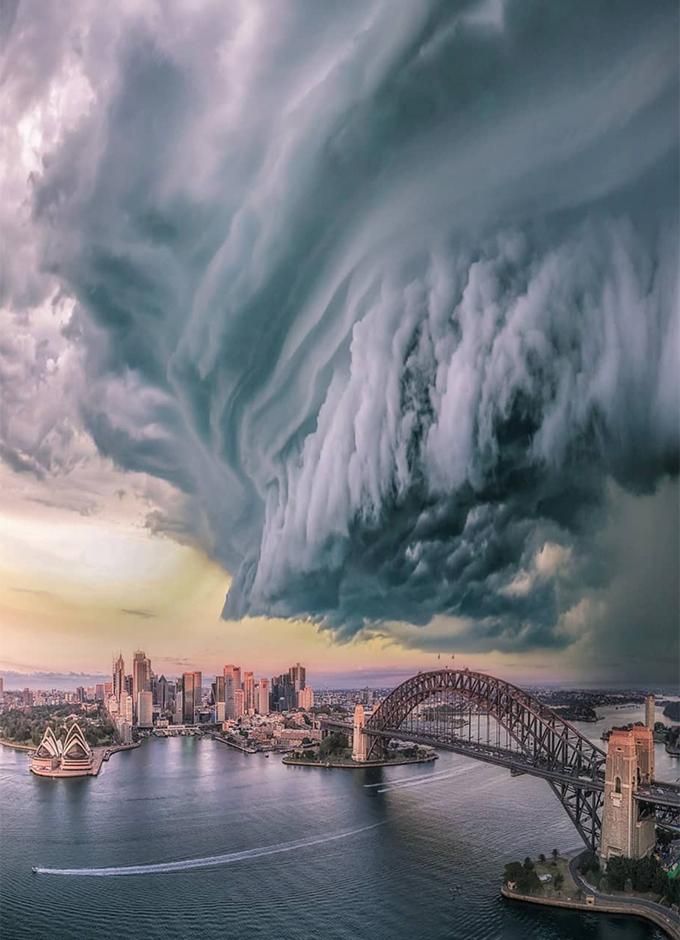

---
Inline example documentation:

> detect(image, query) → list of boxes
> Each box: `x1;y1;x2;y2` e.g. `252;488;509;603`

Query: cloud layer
2;0;678;659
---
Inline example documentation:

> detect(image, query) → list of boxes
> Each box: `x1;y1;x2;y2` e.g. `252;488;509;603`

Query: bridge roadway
322;718;680;813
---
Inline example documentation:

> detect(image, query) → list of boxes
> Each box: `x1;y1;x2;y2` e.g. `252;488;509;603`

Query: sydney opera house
31;723;94;777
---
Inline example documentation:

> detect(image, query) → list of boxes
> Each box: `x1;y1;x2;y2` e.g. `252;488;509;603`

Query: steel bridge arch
364;669;607;848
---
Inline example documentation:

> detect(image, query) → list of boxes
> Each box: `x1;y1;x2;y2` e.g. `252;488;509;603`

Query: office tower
23;688;33;706
156;675;168;710
137;690;153;728
243;672;255;713
125;674;133;696
289;663;306;693
95;683;105;702
216;702;226;722
182;673;196;724
174;691;183;725
132;651;152;718
215;675;225;703
256;678;270;715
76;686;85;704
272;673;295;711
112;653;125;704
297;687;314;710
224;664;241;720
104;681;113;697
119;691;133;724
193;671;202;710
233;688;245;720
645;694;655;729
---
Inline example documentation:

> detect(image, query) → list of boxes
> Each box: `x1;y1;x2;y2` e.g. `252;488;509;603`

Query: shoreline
501;884;680;940
282;753;438;769
0;738;34;752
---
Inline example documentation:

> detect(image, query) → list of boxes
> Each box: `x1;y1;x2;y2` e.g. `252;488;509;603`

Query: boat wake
33;823;382;877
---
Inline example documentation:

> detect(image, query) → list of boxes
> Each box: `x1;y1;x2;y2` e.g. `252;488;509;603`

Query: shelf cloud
3;0;678;660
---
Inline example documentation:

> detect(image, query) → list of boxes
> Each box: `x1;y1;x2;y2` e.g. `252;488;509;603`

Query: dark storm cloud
6;1;679;659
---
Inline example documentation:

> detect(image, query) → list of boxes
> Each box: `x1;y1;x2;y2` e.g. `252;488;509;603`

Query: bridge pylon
599;726;656;861
352;704;369;761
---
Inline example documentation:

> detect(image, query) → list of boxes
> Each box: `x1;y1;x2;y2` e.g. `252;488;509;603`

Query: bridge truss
349;670;680;850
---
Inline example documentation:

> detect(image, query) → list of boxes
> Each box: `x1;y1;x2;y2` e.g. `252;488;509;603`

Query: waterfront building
243;671;255;713
60;723;94;774
645;694;655;730
256;678;270;715
600;725;656;860
234;688;245;720
215;675;225;704
216;701;226;722
31;726;62;773
297;687;314;710
112;653;125;705
138;690;153;728
174;691;183;725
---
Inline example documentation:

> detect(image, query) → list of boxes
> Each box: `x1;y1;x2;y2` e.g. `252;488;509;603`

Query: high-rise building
256;678;270;715
137;690;153;728
112;653;125;704
125;674;133;696
243;672;255;713
95;683;105;702
155;675;168;710
132;651;152;719
297;687;314;710
645;694;655;730
182;672;196;724
76;686;85;704
174;691;183;726
215;675;225;704
193;671;202;710
272;673;295;711
119;691;133;724
289;663;306;693
233;688;245;720
224;665;241;720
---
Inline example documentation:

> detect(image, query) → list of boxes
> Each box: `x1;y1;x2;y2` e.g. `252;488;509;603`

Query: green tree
553;873;564;892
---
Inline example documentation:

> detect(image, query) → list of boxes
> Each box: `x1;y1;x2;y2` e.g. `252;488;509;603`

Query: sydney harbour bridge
320;670;680;855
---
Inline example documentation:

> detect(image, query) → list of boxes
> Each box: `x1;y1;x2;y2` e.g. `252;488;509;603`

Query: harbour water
1;704;676;939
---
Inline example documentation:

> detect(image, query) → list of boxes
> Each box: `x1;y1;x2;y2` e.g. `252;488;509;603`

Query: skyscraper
215;675;225;704
193;671;203;711
132;651;152;718
289;663;306;693
256;678;270;715
182;672;196;724
156;675;168;710
224;664;241;720
138;690;153;728
243;671;255;713
233;688;245;719
112;653;125;705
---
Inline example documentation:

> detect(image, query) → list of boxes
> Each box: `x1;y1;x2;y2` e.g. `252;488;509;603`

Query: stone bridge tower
352;704;369;762
599;725;656;861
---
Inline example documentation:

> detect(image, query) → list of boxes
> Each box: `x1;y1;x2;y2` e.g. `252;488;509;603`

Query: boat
31;867;38;874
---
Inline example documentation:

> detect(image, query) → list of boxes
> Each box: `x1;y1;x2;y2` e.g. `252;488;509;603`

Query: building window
615;776;621;794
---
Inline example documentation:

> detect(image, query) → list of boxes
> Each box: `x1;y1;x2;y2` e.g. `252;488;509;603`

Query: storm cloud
3;1;678;657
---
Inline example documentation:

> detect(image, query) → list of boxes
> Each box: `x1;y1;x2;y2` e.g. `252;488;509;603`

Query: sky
1;0;678;690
